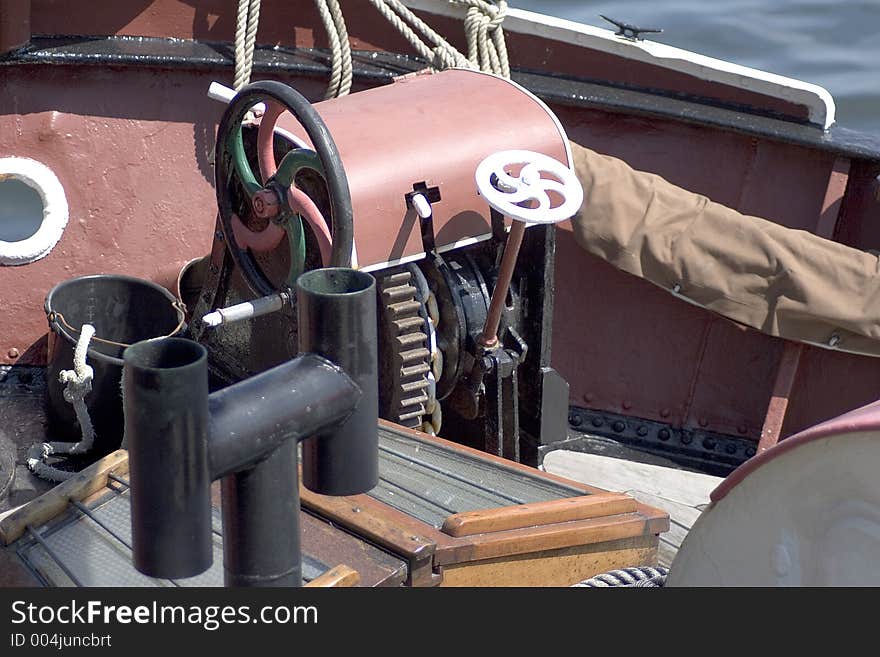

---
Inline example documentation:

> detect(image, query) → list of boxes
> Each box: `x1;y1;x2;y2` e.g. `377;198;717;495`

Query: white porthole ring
0;157;69;265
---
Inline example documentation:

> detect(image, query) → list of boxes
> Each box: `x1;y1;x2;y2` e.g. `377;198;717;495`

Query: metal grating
369;424;588;528
16;480;329;587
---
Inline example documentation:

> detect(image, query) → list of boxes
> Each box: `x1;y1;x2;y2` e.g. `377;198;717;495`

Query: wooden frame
1;451;407;588
299;420;670;587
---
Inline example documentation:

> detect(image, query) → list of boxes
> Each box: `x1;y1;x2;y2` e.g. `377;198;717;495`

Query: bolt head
658;429;670;441
660;408;670;418
569;414;582;427
612;420;625;433
6;347;19;359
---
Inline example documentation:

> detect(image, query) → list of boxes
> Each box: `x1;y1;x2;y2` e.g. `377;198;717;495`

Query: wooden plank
441;492;636;537
299;484;440;560
439;537;657;587
542;450;721;509
758;341;803;453
434;512;663;566
623;490;704;568
0;450;129;546
304;565;360;588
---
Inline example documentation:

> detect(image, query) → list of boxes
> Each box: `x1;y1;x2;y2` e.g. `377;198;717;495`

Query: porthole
0;157;68;265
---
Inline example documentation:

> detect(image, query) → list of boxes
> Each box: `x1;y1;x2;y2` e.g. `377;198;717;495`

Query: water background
511;1;880;133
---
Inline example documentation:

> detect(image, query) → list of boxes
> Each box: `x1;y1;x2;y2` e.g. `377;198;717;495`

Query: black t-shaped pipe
125;268;378;585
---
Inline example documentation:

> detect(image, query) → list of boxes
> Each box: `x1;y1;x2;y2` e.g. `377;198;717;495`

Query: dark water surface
512;1;880;133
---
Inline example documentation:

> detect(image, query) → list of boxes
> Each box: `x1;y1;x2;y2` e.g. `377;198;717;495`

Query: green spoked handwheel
214;80;354;297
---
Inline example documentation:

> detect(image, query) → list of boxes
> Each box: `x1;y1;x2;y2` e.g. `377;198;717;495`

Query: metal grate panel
369;424;587;527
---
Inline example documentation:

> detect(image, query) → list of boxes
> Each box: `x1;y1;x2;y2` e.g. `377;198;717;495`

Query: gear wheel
377;269;432;428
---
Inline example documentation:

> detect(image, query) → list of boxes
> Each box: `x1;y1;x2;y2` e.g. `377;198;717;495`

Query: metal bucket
45;274;185;455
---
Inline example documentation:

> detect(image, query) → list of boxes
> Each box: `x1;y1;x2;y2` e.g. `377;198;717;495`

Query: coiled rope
27;324;96;482
232;0;510;101
572;566;669;588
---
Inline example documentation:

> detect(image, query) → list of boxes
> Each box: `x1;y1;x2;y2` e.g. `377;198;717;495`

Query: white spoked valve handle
474;150;583;225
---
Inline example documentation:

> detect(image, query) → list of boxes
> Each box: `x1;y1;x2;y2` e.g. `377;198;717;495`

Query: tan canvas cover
569;140;880;357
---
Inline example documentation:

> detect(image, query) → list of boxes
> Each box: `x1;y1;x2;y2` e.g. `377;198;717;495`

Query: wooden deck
542;450;723;567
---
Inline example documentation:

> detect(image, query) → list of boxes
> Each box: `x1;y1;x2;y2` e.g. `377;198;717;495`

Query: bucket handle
48;299;188;349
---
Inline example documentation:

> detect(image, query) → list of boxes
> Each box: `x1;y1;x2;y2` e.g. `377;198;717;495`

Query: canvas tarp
569;140;880;357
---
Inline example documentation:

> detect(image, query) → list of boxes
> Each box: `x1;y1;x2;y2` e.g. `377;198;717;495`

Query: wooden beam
441;493;636;537
0;450;129;546
305;564;360;588
757;342;803;453
816;157;851;239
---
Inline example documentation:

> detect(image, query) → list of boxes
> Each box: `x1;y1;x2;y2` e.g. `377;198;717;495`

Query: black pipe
126;268;379;585
221;442;300;586
123;338;212;579
297;268;379;496
208;353;360;479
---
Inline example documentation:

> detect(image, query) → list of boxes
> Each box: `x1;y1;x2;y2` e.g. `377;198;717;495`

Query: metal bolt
622;400;632;410
352;507;361;513
725;443;737;455
6;348;19;359
737;424;748;435
702;437;716;451
612;420;625;433
745;446;756;458
252;189;280;220
582;392;594;404
636;426;648;437
698;417;709;428
660;408;670;418
215;230;225;241
658;429;670;441
569;414;582;427
591;416;603;428
681;434;693;445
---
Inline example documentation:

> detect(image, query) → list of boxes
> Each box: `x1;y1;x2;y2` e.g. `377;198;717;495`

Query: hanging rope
572;566;669;588
27;324;97;483
315;0;353;98
366;0;472;70
453;0;510;77
234;0;262;90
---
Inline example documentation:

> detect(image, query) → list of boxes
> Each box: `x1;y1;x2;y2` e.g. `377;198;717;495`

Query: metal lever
474;149;584;350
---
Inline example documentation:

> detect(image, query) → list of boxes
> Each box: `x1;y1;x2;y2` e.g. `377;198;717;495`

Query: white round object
474;150;583;224
668;403;880;586
0;157;69;265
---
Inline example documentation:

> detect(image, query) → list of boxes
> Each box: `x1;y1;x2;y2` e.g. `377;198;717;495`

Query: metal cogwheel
377;270;432;428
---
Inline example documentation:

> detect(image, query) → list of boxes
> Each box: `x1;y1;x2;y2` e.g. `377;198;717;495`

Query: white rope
27;324;97;483
572;566;669;588
233;0;262;90
315;0;353;98
455;0;510;77
366;0;472;70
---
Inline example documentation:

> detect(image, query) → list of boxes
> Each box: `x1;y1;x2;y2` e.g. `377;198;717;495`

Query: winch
189;68;579;464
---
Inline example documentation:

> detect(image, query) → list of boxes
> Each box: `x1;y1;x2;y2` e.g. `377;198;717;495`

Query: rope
572;566;669;588
233;0;262;90
456;0;509;77
366;0;472;70
315;0;353;99
27;324;97;483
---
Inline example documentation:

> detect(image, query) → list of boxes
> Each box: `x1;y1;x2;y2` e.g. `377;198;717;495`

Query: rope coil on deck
572;566;669;588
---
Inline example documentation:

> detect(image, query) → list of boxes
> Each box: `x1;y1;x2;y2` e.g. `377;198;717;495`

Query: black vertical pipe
221;441;300;587
123;338;212;579
297;268;379;495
